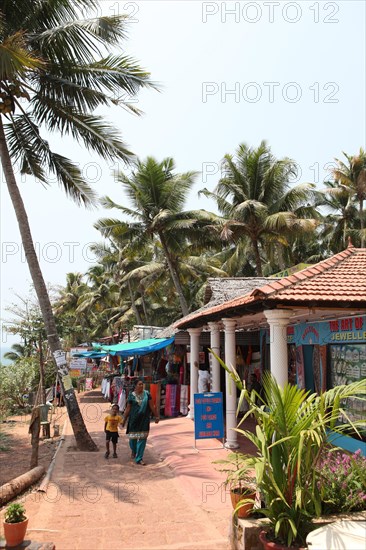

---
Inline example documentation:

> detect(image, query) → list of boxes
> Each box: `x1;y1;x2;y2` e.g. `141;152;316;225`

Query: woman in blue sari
121;379;159;465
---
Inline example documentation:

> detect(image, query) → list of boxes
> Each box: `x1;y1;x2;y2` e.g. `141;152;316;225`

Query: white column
264;309;292;387
222;318;239;449
208;321;220;392
187;327;202;419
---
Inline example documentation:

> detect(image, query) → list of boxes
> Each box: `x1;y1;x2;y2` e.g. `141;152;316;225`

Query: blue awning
72;337;174;358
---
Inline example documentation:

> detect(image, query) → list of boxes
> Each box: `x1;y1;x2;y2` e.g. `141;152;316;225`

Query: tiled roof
175;245;366;328
157;277;273;337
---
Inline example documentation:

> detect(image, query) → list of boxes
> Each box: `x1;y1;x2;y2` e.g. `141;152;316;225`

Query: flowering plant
318;448;366;514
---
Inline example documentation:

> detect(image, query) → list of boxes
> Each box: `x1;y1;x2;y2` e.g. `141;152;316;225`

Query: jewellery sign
194;392;224;440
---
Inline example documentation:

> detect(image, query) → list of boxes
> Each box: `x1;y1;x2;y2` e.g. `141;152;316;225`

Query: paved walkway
5;390;256;550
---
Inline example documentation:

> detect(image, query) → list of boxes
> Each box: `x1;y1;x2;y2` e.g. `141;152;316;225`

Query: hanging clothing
102;379;111;399
118;388;126;412
198;370;210;393
114;376;123;395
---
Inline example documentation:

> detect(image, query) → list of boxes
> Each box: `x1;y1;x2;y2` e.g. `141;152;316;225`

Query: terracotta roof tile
286;275;299;283
175;247;366;328
268;281;284;291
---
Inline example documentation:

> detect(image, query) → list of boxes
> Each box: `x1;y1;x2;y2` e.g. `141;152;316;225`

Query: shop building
170;242;366;453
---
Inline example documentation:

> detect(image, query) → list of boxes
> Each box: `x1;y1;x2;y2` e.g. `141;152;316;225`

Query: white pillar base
224;441;240;450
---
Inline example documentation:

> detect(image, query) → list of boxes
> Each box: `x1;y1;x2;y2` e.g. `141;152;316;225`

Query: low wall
230;511;366;549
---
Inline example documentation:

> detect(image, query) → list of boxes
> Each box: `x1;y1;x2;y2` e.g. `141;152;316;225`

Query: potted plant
3;502;28;547
214;451;257;518
212;351;366;549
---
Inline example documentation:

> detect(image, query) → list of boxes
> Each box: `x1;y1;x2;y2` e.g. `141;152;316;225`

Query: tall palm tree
316;181;359;252
0;0;153;450
331;149;366;247
201;141;318;276
96;156;218;317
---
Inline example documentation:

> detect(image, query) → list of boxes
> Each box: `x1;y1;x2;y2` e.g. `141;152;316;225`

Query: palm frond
0;32;44;80
5;114;97;205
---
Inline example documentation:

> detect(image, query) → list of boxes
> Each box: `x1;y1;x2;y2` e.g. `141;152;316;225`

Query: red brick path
1;391;257;550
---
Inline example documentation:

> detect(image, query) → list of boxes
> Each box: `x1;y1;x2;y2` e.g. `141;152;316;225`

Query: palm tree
76;265;121;337
316;181;359;252
96;156;218;317
331;149;366;247
0;0;153;450
54;272;94;345
201;141;318;276
3;343;28;362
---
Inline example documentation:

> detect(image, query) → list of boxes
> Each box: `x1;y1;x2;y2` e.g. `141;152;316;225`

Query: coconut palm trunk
140;291;150;325
0;119;97;451
359;198;365;247
251;236;263;276
159;232;189;316
127;279;143;325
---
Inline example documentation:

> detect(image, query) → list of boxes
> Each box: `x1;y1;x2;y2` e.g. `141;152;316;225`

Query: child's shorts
106;430;119;443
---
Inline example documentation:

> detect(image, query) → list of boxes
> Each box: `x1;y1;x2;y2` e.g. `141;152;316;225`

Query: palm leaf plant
212;352;366;547
214;451;257;518
0;0;154;450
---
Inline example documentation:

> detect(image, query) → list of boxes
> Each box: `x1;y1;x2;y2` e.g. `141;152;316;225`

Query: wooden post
29;407;40;469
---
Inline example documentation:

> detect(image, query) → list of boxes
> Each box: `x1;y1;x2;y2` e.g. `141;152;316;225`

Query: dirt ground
0;406;67;487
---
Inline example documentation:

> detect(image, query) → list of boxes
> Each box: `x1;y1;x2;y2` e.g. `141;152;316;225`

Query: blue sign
194;392;224;440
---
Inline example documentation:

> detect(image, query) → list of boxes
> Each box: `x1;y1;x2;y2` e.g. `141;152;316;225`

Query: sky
1;0;365;347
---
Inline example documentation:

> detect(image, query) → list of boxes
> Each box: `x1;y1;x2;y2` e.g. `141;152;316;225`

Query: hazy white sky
1;0;365;345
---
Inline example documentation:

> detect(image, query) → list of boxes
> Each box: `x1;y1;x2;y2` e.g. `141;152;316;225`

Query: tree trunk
127;279;143;324
0;119;97;451
140;290;150;325
0;466;45;506
39;336;46;404
276;244;286;270
360;198;364;248
159;232;189;316
29;408;40;469
252;237;263;276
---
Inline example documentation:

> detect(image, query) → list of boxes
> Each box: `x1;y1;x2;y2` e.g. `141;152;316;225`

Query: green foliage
4;503;27;524
96;155;222;317
214;452;257;517
200;140;319;276
318;449;366;514
212;351;366;547
214;452;256;492
0;358;38;414
1;0;154;199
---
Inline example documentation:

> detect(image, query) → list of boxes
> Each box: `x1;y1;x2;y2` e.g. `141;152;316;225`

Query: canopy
72;337;174;358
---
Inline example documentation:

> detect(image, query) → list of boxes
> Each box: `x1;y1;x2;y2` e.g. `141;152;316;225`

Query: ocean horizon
0;346;13;365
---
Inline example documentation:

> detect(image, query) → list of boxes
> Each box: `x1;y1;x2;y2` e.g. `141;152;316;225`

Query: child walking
104;404;123;458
